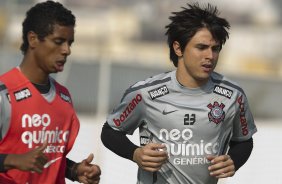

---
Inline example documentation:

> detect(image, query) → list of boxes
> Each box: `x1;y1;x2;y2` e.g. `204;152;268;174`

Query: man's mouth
202;63;213;72
55;60;66;72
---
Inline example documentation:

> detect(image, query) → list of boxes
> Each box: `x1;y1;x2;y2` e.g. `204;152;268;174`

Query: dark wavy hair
165;3;230;67
20;1;76;55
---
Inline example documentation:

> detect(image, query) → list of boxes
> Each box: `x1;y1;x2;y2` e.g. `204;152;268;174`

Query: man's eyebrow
195;43;209;47
195;43;220;47
53;37;74;43
53;36;66;40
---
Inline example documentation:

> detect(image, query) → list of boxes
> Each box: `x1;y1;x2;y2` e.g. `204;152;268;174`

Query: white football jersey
107;70;257;184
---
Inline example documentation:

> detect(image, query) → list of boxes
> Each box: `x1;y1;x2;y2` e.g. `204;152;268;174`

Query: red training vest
0;68;80;184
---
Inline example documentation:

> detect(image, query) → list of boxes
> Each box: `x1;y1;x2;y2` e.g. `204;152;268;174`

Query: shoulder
0;68;19;87
50;78;70;94
0;68;15;79
50;78;73;104
121;71;173;101
211;72;246;96
132;71;172;88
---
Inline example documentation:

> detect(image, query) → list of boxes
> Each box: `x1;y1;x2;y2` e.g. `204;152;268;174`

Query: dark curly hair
165;3;230;67
20;1;76;55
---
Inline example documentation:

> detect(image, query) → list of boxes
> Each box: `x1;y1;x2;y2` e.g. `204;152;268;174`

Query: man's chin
49;69;61;74
53;67;64;73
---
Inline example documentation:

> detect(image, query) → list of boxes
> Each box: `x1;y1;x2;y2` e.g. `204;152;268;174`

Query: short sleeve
107;89;145;135
232;93;257;141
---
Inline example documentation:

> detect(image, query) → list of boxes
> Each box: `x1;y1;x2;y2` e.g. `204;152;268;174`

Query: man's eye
54;40;63;45
197;45;207;50
212;46;221;52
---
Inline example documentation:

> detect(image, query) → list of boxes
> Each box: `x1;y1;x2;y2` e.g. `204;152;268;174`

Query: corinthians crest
207;101;225;124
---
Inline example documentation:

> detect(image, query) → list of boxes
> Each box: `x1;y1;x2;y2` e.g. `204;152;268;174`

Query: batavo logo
113;94;142;126
60;92;72;103
14;88;32;101
148;85;169;100
213;85;233;99
237;95;249;135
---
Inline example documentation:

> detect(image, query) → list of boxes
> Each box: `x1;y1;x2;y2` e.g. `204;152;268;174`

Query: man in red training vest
0;1;101;183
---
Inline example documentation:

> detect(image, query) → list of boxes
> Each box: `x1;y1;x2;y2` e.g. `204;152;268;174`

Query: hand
76;153;101;184
4;141;48;173
133;143;168;172
207;154;235;178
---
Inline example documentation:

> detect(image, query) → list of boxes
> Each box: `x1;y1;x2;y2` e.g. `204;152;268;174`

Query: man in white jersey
101;3;257;184
0;1;100;183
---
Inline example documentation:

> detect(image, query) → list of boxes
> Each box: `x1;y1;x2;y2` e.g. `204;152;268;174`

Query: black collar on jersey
32;81;51;94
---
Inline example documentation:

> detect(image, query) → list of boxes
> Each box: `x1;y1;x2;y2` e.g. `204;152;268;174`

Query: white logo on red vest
207;101;225;124
14;88;32;101
21;113;69;153
60;92;71;103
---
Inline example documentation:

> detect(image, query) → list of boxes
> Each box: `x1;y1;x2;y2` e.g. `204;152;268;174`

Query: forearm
1;154;21;171
101;122;139;161
65;158;78;181
0;154;8;172
228;138;253;171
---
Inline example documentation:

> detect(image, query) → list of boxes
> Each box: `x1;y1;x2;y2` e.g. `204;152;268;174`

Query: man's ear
27;31;38;49
173;41;183;57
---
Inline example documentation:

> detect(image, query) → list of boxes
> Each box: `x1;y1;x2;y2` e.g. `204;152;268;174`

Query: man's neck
19;64;49;85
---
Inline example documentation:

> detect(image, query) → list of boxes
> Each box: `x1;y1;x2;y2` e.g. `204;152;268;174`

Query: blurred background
0;0;281;183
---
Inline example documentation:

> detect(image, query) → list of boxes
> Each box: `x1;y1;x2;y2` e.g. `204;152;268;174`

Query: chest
8;85;74;133
143;92;235;141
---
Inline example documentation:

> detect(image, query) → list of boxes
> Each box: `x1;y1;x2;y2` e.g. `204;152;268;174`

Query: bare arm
2;142;48;173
